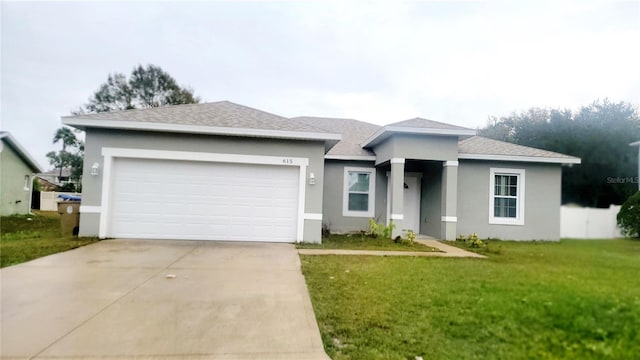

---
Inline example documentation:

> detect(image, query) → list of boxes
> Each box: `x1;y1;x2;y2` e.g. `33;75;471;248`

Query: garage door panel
109;158;299;242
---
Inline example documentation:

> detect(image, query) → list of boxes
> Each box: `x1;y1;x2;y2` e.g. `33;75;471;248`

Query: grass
1;211;98;268
297;234;439;252
301;239;640;359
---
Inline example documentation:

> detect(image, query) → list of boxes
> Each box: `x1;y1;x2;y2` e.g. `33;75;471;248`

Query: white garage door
108;158;299;242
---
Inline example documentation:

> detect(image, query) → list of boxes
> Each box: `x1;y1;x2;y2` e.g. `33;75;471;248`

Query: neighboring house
35;175;61;192
38;168;74;188
62;101;580;243
0;132;44;216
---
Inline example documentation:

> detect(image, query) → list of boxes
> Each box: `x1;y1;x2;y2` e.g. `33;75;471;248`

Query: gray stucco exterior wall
322;160;381;233
457;160;562;240
79;129;326;242
0;143;34;216
373;134;459;165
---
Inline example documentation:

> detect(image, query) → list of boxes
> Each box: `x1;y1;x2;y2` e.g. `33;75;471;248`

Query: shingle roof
291;117;380;157
61;101;579;164
459;136;580;162
63;101;334;135
388;117;472;131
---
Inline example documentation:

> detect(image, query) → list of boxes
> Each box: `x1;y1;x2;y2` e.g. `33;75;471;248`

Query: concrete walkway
1;239;329;360
298;238;485;258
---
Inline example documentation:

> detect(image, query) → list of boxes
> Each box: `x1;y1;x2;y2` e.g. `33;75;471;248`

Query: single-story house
0;131;44;216
38;167;73;189
62;101;580;242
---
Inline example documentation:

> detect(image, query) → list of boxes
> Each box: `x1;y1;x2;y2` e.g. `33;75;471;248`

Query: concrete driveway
1;239;329;359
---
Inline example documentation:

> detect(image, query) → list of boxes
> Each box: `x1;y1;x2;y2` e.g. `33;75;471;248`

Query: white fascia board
458;153;581;165
361;128;388;148
324;155;377;161
62;118;342;142
361;126;476;148
0;133;44;172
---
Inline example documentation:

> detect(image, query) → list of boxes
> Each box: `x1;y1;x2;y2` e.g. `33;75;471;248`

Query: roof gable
0;132;44;172
362;118;476;148
387;117;471;131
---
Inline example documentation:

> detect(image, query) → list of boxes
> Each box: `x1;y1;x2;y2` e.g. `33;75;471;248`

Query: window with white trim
489;168;525;225
343;167;376;217
23;175;30;191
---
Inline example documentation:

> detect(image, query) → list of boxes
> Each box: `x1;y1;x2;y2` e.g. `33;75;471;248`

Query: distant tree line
479;99;640;207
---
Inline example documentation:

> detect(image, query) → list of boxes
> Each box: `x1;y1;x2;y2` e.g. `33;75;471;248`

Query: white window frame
489;168;525;225
23;175;30;191
343;167;376;217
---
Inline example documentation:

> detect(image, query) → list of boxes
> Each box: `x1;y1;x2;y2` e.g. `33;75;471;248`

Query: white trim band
390;158;405;164
63;118;342;143
441;216;457;223
390;213;404;220
102;148;309;167
443;161;459;167
303;213;323;220
80;205;102;214
459;153;580;165
325;155;376;161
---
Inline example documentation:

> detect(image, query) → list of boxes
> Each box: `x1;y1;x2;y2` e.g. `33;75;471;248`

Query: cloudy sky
2;0;639;170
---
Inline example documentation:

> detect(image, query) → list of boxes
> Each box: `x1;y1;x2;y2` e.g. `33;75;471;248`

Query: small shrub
617;191;640;238
383;222;395;239
368;219;395;239
404;229;416;243
457;232;484;248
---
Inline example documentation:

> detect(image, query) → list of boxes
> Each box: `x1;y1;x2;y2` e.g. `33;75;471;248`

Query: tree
51;127;78;179
617;191;640;238
47;127;84;192
479;99;640;207
77;64;199;114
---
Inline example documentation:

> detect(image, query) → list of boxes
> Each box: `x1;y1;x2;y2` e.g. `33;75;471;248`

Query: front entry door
403;175;421;233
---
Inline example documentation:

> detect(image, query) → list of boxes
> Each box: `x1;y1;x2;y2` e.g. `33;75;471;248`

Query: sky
2;0;639;171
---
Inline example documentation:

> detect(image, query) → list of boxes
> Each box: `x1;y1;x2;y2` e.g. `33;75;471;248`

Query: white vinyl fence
39;192;82;211
560;205;623;239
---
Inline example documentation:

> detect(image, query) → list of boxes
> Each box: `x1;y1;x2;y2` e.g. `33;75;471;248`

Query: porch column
441;160;458;240
390;158;405;238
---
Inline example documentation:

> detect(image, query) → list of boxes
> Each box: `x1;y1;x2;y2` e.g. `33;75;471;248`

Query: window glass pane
349;172;370;192
494;198;505;217
348;193;369;211
494;197;517;218
495;175;506;196
495;175;518;197
507;198;517;217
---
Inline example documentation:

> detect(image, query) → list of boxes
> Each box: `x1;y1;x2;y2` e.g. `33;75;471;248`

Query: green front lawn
298;234;438;252
1;212;98;268
301;239;640;359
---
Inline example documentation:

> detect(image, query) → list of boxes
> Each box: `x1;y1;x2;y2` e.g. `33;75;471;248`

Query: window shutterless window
23;175;30;191
343;167;376;217
489;168;525;225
